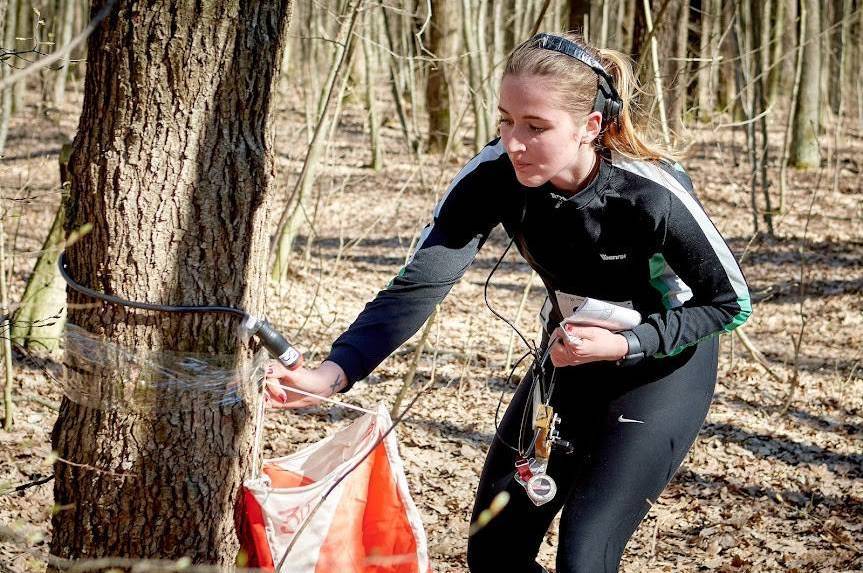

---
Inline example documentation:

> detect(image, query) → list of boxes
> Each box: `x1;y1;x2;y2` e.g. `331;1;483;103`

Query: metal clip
547;413;575;454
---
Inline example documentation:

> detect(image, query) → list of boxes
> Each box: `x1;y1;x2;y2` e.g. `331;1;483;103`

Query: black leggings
467;336;719;573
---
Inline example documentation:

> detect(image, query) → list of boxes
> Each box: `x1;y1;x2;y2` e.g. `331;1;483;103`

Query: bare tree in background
667;0;689;138
52;0;76;105
426;0;456;153
695;0;718;121
0;0;7;59
790;0;821;168
569;0;591;37
0;0;17;154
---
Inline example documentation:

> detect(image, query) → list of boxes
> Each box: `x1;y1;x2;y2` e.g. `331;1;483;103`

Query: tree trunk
667;0;689;137
50;0;292;565
696;0;716;121
827;0;842;114
0;0;17;155
10;200;68;352
12;0;26;112
630;0;649;85
0;0;7;46
599;0;611;47
362;7;382;169
1;197;13;430
766;0;785;103
52;0;77;106
426;0;453;154
753;0;774;234
857;0;862;133
462;0;488;151
642;0;670;143
716;0;737;117
381;4;416;152
790;0;821;168
621;0;637;55
569;0;591;36
10;144;74;353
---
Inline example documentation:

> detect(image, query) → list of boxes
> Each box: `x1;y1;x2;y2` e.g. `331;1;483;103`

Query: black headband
530;33;622;126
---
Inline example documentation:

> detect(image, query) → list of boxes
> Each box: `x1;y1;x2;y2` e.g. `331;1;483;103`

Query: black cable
493;349;533;454
57;252;302;367
482;226;563;460
57;253;245;317
482;235;537;355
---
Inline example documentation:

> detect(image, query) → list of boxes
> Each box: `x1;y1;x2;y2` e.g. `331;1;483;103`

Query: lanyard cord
483;222;558;458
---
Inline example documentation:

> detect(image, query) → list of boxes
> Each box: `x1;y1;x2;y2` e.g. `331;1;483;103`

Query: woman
266;32;751;572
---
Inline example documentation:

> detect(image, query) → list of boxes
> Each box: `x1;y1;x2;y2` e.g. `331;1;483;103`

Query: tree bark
790;0;821;168
426;0;453;153
50;0;292;565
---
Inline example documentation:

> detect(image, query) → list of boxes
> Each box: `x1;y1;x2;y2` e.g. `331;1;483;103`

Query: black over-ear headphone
530;33;623;128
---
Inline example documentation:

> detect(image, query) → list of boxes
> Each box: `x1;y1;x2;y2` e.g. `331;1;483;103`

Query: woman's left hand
549;324;629;367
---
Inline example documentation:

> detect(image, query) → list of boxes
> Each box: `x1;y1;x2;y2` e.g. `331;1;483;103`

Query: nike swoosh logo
618;415;644;424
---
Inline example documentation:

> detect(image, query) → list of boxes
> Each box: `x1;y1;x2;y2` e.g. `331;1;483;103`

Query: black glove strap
616;330;645;367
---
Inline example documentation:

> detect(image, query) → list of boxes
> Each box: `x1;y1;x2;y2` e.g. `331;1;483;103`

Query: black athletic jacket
328;139;751;389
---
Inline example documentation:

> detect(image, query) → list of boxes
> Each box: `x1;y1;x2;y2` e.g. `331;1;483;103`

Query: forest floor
0;84;862;573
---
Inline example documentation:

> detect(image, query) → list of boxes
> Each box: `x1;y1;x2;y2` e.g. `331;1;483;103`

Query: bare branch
0;0;118;93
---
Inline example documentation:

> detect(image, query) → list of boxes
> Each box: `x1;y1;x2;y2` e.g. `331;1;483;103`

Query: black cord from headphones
482;224;559;458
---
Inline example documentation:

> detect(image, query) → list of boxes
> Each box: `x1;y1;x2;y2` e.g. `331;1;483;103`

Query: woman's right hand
264;360;348;408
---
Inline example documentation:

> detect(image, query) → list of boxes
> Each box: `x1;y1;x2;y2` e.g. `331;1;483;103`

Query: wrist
612;333;628;360
616;330;645;367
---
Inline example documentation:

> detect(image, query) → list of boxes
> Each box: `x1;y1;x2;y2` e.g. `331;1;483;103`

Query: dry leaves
1;90;862;573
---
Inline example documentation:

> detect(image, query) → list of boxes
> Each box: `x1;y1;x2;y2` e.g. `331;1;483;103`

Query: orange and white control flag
238;404;432;572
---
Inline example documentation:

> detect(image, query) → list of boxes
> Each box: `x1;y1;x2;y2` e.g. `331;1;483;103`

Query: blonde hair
504;32;676;162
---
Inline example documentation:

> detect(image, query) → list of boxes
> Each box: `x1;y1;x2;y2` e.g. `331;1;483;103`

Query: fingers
550;339;580;367
266;360;298;380
550;327;591;367
264;378;322;409
563;323;594;340
550;346;569;367
264;377;287;399
553;327;583;351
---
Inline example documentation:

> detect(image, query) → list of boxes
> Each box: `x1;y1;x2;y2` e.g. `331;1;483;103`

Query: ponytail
597;48;678;162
